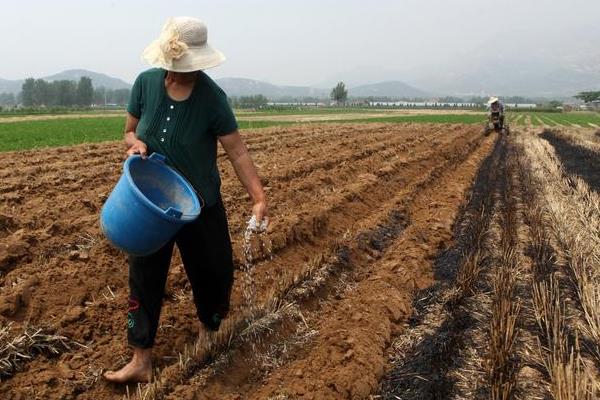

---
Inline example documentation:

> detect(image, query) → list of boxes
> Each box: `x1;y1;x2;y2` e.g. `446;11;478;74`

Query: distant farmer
104;17;268;383
488;96;505;127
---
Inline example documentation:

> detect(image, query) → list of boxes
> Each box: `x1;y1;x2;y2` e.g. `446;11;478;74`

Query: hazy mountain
416;52;600;97
315;66;414;89
215;77;327;98
0;69;131;94
43;69;131;90
216;77;429;99
2;70;429;100
413;25;600;97
350;81;428;98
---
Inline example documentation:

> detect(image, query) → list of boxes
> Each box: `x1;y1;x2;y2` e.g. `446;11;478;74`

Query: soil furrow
378;134;505;399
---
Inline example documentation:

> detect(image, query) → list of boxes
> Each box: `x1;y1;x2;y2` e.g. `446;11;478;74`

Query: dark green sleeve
210;90;238;136
127;75;143;118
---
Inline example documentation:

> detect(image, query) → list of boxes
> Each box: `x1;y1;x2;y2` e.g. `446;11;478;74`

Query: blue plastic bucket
100;153;201;256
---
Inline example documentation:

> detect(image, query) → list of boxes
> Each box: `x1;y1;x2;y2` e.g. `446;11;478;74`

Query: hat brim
142;42;226;72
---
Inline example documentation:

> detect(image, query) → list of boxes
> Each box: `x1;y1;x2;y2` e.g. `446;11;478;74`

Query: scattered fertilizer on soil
241;215;271;313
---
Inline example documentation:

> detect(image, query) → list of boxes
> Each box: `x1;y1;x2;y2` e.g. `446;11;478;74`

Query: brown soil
0;123;494;399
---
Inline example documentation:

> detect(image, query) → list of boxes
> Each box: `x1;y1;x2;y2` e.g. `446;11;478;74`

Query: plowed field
2;123;597;399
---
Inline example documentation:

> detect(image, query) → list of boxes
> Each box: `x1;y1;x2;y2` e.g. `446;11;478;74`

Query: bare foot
104;348;152;383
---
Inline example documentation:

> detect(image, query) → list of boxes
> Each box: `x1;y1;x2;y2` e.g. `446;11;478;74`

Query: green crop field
512;112;600;127
531;115;543;126
0;117;293;152
0;112;488;152
0;117;126;152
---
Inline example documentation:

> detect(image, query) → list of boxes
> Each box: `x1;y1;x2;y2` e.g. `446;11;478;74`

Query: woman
104;17;268;383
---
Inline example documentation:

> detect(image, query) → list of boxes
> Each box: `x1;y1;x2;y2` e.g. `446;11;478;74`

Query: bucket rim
123;155;201;222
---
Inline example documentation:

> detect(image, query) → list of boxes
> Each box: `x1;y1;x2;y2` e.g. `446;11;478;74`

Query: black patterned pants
126;198;234;349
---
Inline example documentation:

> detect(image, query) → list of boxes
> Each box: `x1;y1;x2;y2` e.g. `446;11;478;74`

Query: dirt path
0;112;123;123
238;110;484;122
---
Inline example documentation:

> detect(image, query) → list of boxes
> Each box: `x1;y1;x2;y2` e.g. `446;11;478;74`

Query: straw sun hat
488;96;499;104
142;17;225;72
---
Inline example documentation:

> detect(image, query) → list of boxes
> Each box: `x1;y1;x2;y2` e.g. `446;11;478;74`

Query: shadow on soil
379;136;504;399
540;131;600;192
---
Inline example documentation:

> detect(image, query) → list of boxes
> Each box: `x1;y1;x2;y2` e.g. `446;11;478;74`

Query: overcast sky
2;0;599;86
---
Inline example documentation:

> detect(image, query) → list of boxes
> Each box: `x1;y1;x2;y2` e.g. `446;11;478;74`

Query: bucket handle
149;152;204;216
149;153;166;163
165;207;183;219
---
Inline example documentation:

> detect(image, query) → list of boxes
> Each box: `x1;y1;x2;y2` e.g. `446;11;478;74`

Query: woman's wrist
124;131;139;147
251;191;267;205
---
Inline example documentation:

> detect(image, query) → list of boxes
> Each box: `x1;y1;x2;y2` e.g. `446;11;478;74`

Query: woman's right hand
252;200;269;229
127;139;148;158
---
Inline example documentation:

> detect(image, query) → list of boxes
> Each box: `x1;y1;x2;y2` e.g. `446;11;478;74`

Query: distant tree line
276;96;322;103
452;96;540;105
356;95;542;105
575;91;600;103
229;94;269;109
224;93;570;110
21;77;93;107
0;77;132;108
5;82;599;110
93;87;132;106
